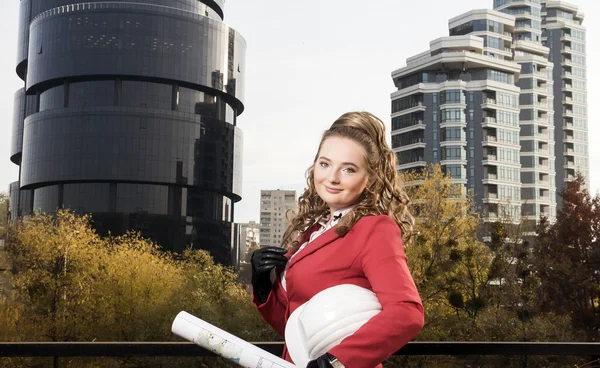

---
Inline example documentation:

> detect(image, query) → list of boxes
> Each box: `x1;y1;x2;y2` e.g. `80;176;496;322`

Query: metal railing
1;341;599;361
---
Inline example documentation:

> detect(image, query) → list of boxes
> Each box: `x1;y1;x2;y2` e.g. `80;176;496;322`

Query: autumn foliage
0;210;277;367
534;173;600;341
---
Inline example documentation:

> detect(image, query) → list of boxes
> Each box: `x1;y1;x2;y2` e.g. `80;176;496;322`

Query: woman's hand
307;353;343;368
251;247;287;303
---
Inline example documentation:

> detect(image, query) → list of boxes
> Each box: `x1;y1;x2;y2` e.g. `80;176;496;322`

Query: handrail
1;341;599;357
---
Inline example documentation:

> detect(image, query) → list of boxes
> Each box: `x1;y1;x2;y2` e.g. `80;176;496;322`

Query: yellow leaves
1;209;277;345
402;165;494;339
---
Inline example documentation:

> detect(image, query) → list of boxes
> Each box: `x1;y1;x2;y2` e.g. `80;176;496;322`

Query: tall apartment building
541;1;589;205
392;0;587;229
260;190;297;248
8;0;246;265
391;9;522;223
493;0;557;228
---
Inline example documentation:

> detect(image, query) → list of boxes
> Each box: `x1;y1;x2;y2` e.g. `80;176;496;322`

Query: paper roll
172;311;296;368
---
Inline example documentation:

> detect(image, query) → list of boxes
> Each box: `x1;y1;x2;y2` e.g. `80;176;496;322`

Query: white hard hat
285;284;382;368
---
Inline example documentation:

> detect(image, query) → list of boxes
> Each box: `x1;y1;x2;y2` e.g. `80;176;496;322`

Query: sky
0;0;597;224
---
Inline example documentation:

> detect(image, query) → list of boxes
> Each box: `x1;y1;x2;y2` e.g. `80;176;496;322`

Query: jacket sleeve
252;269;288;338
328;215;424;368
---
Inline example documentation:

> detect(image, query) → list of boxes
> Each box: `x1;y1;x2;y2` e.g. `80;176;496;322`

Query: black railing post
53;355;59;368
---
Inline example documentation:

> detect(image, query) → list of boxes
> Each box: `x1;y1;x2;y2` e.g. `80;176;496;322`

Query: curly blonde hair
282;111;415;252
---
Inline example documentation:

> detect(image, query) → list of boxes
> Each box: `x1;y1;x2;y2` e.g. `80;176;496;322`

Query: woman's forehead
318;137;367;161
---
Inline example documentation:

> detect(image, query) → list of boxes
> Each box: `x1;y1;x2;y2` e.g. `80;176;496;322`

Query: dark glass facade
10;0;246;265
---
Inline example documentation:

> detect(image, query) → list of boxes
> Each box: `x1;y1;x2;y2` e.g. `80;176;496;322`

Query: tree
1;209;277;367
402;164;494;340
534;173;600;341
0;193;8;239
476;219;578;348
483;218;542;337
394;165;584;368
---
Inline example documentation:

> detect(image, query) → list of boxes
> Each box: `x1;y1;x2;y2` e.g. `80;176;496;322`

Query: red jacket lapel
288;225;341;269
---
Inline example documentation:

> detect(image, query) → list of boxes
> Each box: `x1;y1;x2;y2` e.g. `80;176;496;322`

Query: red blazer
253;214;424;368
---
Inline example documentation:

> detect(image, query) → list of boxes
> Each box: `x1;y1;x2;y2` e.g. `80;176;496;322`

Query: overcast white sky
0;0;597;224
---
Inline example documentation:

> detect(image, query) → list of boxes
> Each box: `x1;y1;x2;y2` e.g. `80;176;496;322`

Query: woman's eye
344;167;355;173
319;162;329;167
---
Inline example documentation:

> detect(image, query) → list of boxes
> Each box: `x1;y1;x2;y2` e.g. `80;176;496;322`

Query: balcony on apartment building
522;202;551;221
482;131;498;146
535;68;549;80
562;82;573;92
565;169;576;181
564;144;576;159
483;203;499;221
538;192;551;203
481;96;500;112
392;130;426;150
536;142;550;156
396;148;426;170
483;146;498;164
561;56;573;67
392;93;425;117
535;97;549;110
391;114;425;134
534;82;549;95
515;20;537;33
563;132;576;143
563;115;574;127
482;170;499;186
483;191;499;203
538;173;550;186
535;126;549;139
482;116;497;127
564;159;578;170
538;157;550;170
562;94;574;106
535;112;549;125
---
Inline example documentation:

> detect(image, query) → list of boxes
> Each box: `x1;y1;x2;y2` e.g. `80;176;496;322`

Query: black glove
307;353;338;368
251;247;287;303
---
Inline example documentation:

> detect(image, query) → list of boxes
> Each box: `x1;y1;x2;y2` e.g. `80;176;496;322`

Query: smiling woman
313;136;370;213
250;111;424;368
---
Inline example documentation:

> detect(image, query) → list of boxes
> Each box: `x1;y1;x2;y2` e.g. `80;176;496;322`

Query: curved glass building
9;0;246;264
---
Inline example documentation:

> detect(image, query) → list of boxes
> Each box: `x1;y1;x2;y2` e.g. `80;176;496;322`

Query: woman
251;112;423;368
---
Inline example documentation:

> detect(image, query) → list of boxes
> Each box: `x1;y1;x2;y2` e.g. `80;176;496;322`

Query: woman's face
313;136;370;213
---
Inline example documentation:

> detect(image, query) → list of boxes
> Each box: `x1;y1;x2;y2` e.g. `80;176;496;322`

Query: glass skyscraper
8;0;246;264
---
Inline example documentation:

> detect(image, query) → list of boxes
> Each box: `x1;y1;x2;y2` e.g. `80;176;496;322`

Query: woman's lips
325;186;342;194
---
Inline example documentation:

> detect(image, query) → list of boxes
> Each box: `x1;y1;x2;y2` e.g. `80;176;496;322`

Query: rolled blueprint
172;311;296;368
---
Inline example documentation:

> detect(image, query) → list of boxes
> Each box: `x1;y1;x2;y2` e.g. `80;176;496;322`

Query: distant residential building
259;190;297;248
238;220;260;261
